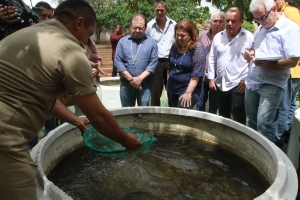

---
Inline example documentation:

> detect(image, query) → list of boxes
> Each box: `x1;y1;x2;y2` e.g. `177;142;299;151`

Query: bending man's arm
73;92;142;152
53;99;88;133
254;57;299;69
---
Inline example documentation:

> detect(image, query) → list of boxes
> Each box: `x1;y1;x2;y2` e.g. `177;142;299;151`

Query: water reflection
48;134;269;200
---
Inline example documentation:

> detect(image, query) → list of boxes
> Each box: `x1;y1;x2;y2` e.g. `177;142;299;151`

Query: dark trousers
150;59;169;106
112;57;117;77
217;85;246;125
199;81;218;114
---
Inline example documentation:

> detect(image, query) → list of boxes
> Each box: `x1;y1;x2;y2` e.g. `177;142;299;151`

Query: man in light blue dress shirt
114;14;158;107
244;0;300;142
145;0;176;106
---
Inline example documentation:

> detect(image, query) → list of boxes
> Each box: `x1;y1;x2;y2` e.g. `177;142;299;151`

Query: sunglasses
253;8;272;23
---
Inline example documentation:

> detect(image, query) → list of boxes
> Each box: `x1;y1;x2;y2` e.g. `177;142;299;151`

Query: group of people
112;1;206;109
112;0;300;149
0;0;300;199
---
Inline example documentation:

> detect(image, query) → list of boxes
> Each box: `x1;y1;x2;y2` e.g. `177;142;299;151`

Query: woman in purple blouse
166;20;206;109
74;38;108;116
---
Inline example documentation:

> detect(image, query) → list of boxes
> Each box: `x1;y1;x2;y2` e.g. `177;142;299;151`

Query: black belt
158;58;169;62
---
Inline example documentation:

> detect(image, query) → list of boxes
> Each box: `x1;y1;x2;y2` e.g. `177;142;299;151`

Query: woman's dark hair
53;0;96;28
174;20;198;50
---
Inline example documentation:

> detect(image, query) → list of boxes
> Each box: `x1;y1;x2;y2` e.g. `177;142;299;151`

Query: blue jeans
217;85;246;125
120;81;151;107
245;84;284;142
199;81;218;114
276;78;300;141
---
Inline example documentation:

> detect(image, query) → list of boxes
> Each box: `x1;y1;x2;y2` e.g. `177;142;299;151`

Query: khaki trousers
0;153;37;200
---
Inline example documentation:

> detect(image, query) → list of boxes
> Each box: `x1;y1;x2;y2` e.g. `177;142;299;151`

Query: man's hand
122;133;142;153
244;49;255;61
74;117;89;135
0;6;18;24
209;79;217;91
237;80;246;93
130;76;142;90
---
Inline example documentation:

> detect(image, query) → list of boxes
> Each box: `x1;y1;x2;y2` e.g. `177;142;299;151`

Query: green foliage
242;20;255;33
96;0;210;33
167;0;210;24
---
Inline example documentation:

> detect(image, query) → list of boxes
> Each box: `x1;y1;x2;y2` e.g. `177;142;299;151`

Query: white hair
249;0;275;13
210;10;225;22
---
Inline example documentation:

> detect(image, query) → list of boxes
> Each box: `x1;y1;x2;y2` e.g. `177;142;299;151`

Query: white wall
90;30;111;43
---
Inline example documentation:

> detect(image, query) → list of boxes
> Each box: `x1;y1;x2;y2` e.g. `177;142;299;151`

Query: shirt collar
128;34;148;40
281;2;289;12
268;12;285;31
221;27;247;40
155;16;173;26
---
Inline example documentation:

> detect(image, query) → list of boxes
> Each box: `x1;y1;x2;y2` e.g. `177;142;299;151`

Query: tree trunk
95;28;102;44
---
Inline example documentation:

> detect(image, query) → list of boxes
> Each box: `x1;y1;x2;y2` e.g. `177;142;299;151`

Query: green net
83;127;157;158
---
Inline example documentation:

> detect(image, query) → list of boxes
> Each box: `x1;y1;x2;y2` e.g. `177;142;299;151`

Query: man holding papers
244;0;300;143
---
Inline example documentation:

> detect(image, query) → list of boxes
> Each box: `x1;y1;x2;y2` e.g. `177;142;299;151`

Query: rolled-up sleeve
114;38;127;72
145;40;158;73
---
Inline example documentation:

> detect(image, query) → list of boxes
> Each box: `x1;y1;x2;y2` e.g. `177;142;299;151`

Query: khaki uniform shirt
0;19;96;163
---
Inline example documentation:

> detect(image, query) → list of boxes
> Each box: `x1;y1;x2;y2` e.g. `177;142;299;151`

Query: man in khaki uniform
0;0;141;199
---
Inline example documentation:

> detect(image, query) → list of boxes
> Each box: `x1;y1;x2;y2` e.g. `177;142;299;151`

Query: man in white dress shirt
208;7;254;125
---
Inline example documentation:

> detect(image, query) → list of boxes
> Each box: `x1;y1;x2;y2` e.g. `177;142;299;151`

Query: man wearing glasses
244;0;300;143
208;7;253;125
114;14;158;107
199;10;225;114
146;0;176;107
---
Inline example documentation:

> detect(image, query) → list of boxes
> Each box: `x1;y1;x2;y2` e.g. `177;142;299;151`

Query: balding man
115;14;158;107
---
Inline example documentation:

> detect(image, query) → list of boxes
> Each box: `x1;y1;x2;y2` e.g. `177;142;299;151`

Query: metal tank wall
31;107;298;200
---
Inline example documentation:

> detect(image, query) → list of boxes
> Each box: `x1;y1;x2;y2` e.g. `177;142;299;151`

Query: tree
52;0;211;43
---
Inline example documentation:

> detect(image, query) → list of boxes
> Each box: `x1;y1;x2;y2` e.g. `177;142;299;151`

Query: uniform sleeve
57;48;96;97
114;39;127;72
144;40;158;73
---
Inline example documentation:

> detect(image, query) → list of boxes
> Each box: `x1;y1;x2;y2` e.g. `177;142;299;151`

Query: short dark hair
154;0;168;11
114;23;122;28
35;1;53;10
130;14;147;28
53;0;96;28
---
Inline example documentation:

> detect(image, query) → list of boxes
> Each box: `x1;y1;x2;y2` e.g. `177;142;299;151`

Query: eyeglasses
131;26;145;31
253;8;272;23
